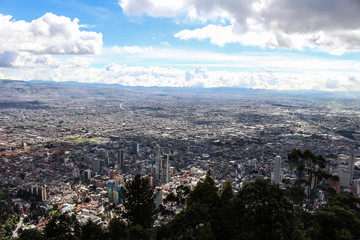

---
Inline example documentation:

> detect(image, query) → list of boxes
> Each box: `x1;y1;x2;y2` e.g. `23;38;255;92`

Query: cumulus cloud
120;0;360;54
2;61;360;91
67;57;94;68
112;45;153;54
0;51;60;68
0;52;19;67
175;24;239;46
119;0;188;17
349;76;359;83
0;13;103;55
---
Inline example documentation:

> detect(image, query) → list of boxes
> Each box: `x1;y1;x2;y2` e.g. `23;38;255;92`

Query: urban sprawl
1;87;360;233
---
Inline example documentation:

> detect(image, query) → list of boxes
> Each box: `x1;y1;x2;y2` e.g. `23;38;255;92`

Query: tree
19;229;48;240
326;193;360;216
81;220;106;240
123;174;156;228
287;148;335;208
306;193;360;240
168;171;221;239
220;180;234;204
176;185;191;206
233;178;294;240
128;224;155;240
308;205;360;240
217;180;235;240
187;171;220;208
197;222;216;240
43;213;80;240
163;185;190;207
107;218;128;240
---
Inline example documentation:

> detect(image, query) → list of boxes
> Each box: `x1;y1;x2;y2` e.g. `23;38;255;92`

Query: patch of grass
49;210;58;215
61;136;106;143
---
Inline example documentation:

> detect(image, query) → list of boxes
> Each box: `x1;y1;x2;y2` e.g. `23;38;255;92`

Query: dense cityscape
2;0;360;239
1;80;360;239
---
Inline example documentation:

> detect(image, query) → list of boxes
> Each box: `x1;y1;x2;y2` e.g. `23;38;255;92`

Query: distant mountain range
0;79;131;101
1;79;359;101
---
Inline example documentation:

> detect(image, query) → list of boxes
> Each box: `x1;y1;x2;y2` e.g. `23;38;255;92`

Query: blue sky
1;0;360;90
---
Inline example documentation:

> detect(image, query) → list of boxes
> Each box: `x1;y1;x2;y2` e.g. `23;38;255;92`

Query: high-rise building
92;158;101;174
41;186;47;202
339;168;351;187
109;169;117;179
163;153;170;183
131;142;139;155
108;180;116;202
349;156;355;185
114;174;124;187
108;180;124;205
154;145;171;184
155;144;162;182
117;185;125;204
273;156;281;184
84;169;92;181
73;167;80;179
118;149;125;170
149;176;154;188
170;167;174;176
155;187;162;209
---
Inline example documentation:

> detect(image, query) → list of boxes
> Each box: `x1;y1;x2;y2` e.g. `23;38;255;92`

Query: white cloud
160;41;171;47
175;24;238;46
0;52;19;67
0;13;103;55
112;45;153;54
2;60;360;91
175;22;360;54
67;57;94;68
120;0;360;54
100;46;360;74
119;0;188;17
0;51;61;68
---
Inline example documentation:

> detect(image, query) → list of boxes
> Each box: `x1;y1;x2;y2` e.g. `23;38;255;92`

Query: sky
1;0;360;91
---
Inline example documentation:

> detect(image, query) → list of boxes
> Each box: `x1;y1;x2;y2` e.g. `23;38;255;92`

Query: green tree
123;174;156;228
220;180;234;203
217;180;235;240
163;185;190;207
81;220;106;240
128;224;155;240
176;185;191;206
0;188;10;201
287;148;335;208
107;218;128;240
197;222;216;240
168;171;221;239
43;213;80;240
19;228;48;240
187;171;220;208
308;205;360;240
306;194;360;240
233;178;294;240
326;193;360;216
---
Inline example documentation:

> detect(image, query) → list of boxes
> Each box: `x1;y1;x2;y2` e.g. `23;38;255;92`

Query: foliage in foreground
15;159;360;240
